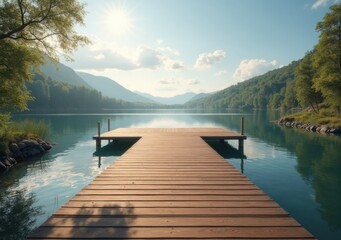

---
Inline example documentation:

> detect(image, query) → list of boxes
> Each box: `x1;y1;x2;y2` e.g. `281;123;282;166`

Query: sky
62;0;339;97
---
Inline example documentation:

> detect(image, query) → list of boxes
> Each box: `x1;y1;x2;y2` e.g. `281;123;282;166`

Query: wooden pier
28;128;314;239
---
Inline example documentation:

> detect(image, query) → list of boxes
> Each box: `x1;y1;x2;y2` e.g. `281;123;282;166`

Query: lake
0;110;340;239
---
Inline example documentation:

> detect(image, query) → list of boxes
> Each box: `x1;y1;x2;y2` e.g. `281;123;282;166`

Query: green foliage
0;40;38;113
283;80;298;109
0;119;50;155
313;3;341;112
186;61;300;110
0;0;90;58
284;109;341;127
26;73;161;112
0;190;42;239
187;3;341;116
11;120;50;139
0;0;90;126
295;51;323;113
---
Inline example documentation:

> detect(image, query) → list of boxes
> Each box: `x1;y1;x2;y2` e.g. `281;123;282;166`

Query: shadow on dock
93;140;139;168
93;139;138;157
205;140;247;174
28;203;136;239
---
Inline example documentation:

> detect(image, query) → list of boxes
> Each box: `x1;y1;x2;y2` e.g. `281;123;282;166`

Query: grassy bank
0;120;50;155
281;108;341;127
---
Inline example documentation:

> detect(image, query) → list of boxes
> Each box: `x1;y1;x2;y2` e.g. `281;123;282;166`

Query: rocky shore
0;139;52;173
276;118;341;135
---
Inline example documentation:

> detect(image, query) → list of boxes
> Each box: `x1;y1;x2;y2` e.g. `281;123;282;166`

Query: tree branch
0;0;54;40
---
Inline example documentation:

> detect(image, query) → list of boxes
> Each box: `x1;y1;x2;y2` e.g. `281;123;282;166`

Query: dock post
98;156;101;168
241;116;244;135
240;157;244;174
96;122;101;149
239;117;244;150
238;139;244;150
108;119;110;144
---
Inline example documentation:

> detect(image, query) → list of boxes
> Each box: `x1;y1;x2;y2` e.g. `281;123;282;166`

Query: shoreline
0;139;52;174
275;118;341;135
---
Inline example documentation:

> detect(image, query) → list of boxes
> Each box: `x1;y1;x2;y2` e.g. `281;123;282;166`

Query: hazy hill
187;92;212;103
77;72;155;103
135;91;198;105
186;60;300;110
40;60;90;87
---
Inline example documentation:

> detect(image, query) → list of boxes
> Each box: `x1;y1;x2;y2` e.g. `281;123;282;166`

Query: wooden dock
28;128;314;239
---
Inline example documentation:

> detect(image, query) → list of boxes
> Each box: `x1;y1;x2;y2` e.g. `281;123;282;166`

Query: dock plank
28;128;314;239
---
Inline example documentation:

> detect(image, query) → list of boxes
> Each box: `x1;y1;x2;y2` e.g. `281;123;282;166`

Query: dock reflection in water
93;139;138;168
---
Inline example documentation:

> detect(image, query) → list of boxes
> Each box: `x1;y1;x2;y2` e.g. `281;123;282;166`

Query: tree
313;3;341;112
296;52;323;113
282;80;298;110
0;0;90;123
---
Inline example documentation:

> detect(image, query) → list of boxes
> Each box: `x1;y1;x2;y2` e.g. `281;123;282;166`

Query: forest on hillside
26;73;160;112
186;60;300;110
187;3;341;116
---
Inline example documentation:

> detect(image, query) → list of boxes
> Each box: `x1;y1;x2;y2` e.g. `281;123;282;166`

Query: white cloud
159;78;179;85
194;50;226;69
216;70;228;77
136;45;163;69
71;48;137;70
188;79;200;85
312;0;330;9
233;59;278;81
94;54;105;60
136;46;184;70
68;39;185;71
163;59;184;70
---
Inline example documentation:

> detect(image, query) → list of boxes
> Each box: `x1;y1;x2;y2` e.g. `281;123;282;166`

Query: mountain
77;72;155;103
187;92;212;103
186;60;300;110
40;60;90;87
134;91;198;105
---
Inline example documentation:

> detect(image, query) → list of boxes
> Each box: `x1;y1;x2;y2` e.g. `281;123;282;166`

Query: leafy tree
313;3;341;112
282;80;298;110
295;52;323;113
0;40;36;113
0;0;90;124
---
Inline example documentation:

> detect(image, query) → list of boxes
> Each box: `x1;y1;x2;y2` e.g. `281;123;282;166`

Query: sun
102;5;134;37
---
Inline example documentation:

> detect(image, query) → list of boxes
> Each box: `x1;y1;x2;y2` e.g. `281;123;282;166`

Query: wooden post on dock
107;119;110;144
241;116;244;135
96;122;101;148
239;117;244;150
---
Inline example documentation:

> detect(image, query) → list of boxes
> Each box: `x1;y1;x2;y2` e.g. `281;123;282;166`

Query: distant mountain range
41;60;90;88
77;72;155;103
37;60;209;105
134;91;206;105
77;72;209;105
32;58;301;111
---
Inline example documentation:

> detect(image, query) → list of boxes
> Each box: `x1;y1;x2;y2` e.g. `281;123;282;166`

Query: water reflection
233;111;341;237
294;134;341;231
0;189;42;240
3;111;341;239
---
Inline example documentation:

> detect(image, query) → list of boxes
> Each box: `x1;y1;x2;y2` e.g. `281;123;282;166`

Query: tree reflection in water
295;136;341;231
0;189;42;240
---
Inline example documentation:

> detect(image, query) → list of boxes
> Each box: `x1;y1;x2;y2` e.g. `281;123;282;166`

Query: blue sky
63;0;338;97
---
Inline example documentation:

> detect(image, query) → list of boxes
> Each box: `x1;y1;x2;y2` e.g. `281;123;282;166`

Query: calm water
0;110;340;239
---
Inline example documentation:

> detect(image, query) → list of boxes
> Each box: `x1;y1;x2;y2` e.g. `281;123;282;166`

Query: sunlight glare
103;5;134;37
